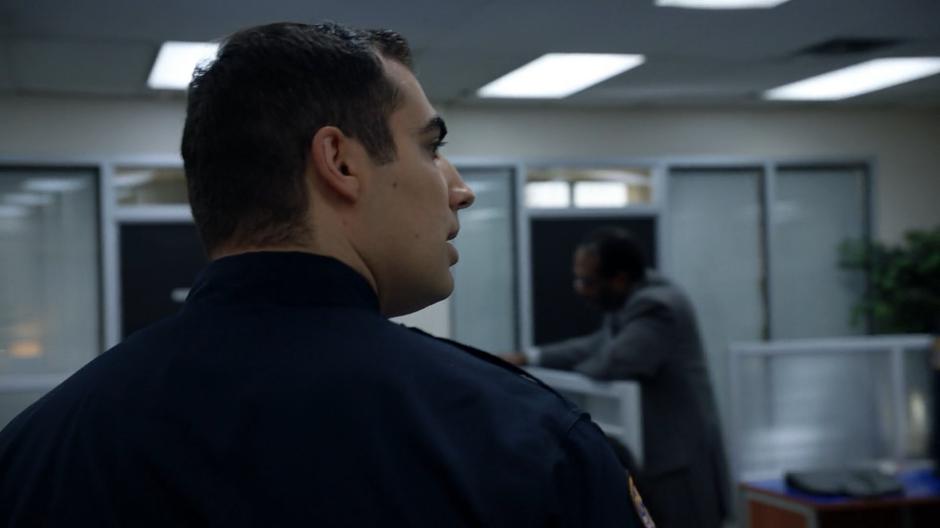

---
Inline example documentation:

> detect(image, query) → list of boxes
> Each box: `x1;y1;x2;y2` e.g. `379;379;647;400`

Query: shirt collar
185;251;379;312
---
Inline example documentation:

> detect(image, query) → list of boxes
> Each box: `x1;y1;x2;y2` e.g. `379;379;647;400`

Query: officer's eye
429;139;447;157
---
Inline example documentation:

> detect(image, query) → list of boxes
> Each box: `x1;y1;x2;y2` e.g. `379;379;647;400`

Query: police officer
0;23;651;527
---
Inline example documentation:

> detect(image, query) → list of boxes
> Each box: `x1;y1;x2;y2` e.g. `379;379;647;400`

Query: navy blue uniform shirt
1;252;643;526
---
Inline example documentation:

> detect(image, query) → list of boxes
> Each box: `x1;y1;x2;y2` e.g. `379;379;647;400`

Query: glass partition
665;167;767;435
450;167;518;351
0;166;100;427
770;165;869;338
731;337;934;481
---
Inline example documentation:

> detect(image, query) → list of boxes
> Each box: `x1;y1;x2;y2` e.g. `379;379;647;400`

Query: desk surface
742;468;940;511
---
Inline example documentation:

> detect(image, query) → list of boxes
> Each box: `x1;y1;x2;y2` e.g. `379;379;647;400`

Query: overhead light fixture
22;178;86;193
478;53;645;99
765;58;940;100
3;193;54;206
656;0;791;8
148;41;220;90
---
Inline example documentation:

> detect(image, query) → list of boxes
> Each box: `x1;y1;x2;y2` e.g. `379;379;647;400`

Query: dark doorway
119;223;207;338
530;217;656;345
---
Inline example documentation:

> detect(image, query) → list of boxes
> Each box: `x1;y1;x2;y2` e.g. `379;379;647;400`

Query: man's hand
499;352;528;366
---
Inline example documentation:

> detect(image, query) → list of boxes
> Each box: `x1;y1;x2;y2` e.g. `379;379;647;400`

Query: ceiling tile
10;38;155;96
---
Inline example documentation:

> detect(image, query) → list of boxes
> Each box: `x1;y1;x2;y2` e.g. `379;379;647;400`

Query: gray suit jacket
538;274;729;526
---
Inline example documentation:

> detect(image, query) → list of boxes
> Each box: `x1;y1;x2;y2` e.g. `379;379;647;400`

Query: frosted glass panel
0;168;100;428
731;338;932;480
771;167;867;338
736;351;892;478
451;168;516;352
0;168;100;376
666;168;766;427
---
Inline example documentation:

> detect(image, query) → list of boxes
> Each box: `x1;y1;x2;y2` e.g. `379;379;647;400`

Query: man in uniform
505;227;728;528
0;22;651;527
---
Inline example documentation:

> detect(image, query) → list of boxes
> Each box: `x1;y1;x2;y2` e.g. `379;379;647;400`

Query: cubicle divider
729;334;935;483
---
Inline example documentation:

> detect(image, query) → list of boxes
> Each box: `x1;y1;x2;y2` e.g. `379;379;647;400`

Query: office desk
741;468;940;528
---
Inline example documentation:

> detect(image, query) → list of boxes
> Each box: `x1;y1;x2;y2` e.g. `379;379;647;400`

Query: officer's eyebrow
417;116;447;142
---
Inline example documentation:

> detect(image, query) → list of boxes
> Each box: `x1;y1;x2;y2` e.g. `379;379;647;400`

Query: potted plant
839;227;940;334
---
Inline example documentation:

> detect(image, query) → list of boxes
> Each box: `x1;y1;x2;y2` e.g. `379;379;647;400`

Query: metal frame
99;162;121;348
762;161;777;340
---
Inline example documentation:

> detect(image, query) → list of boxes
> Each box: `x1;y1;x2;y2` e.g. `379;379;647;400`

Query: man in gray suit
504;227;729;528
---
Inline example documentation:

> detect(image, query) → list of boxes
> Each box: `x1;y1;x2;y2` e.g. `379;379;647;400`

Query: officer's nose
443;157;475;211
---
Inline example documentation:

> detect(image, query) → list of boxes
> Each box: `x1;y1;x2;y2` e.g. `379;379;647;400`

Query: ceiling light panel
765;58;940;101
656;0;791;8
148;41;220;90
478;53;645;99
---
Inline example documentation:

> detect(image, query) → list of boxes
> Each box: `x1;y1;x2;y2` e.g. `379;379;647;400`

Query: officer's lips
447;226;459;265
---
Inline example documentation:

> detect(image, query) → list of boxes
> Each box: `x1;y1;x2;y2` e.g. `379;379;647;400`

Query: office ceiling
1;0;938;108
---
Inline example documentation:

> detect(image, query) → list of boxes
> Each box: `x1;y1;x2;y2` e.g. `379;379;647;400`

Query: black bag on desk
784;468;903;498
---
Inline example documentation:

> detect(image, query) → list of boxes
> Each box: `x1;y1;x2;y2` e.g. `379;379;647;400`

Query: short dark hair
579;227;647;282
181;22;413;253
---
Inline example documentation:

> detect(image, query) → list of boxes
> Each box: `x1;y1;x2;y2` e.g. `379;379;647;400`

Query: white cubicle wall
729;334;935;482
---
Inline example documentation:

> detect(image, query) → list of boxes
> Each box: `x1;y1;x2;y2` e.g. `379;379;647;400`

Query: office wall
1;96;937;243
2;96;938;339
440;105;940;244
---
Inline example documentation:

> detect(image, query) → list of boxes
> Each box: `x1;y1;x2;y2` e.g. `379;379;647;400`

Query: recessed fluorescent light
656;0;791;8
22;178;86;193
3;193;54;206
765;58;940;101
478;53;645;99
148;41;220;90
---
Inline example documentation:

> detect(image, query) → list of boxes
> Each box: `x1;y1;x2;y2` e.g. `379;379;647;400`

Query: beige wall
2;96;938;242
440;105;940;243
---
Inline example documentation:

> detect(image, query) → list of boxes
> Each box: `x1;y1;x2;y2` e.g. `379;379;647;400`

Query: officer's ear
309;126;368;202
